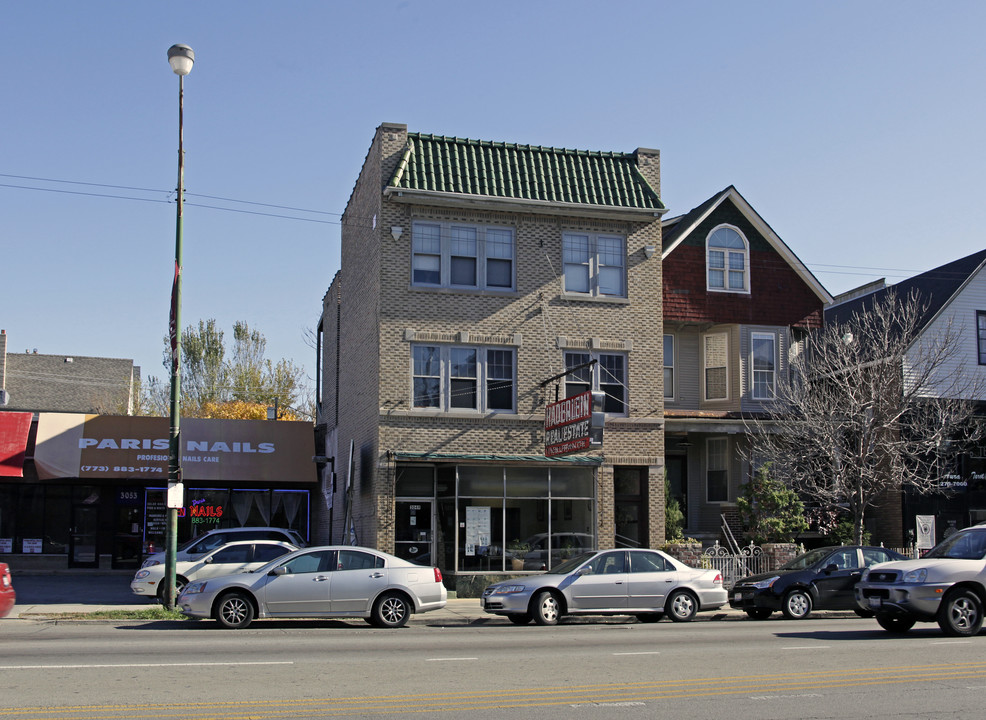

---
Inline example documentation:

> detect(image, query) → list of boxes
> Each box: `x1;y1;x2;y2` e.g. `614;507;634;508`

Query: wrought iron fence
701;541;769;590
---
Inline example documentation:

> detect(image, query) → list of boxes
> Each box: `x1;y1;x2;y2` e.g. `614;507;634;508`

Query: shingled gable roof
385;132;666;216
661;185;833;305
826;248;986;335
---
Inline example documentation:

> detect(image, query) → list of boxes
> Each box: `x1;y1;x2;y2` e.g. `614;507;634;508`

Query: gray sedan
178;545;447;629
482;548;727;625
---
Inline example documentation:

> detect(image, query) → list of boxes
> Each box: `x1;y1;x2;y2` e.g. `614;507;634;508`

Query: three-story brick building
317;123;666;593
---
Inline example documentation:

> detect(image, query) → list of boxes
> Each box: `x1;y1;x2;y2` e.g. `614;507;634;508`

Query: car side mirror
823;563;839;574
269;566;288;576
578;566;592;576
203;557;213;564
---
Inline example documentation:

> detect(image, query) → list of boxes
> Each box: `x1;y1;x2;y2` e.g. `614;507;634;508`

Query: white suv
141;527;307;568
855;525;986;636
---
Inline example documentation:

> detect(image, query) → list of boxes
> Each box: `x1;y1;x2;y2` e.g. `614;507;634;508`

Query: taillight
713;572;722;585
434;568;443;583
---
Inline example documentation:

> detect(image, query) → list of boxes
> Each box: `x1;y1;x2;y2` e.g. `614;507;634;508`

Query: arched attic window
706;225;749;293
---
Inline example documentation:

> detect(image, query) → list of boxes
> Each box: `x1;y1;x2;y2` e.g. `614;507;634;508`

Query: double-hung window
703;333;728;401
978;311;986;365
707;225;749;292
663;334;675;400
707;437;728;502
563;351;627;415
751;332;776;400
412;345;515;412
562;232;626;297
411;221;515;291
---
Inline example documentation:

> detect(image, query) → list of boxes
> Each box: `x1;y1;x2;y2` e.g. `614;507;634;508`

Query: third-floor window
562;232;626;298
411;221;515;291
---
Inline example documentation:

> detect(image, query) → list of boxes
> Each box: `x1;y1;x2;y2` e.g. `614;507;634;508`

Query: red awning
0;412;32;477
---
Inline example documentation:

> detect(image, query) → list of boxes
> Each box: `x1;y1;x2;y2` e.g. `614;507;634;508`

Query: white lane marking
613;651;661;656
0;661;293;670
782;646;831;650
426;657;478;662
931;640;971;645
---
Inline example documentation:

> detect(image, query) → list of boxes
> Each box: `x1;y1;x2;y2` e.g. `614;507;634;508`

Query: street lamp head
168;44;195;76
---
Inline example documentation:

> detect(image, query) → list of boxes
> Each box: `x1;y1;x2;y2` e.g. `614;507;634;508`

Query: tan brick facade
318;124;666;588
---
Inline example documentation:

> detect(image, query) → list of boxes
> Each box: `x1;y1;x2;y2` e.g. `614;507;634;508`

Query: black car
730;545;906;620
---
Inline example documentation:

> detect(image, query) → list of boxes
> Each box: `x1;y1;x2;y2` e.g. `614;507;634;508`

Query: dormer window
707;225;749;293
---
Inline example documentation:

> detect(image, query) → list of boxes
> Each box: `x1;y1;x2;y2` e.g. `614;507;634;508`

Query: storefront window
551;466;594;497
396;465;435;496
458;466;503;496
505;467;548;497
271;491;309;539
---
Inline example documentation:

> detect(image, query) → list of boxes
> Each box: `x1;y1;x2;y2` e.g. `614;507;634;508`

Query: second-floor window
707;225;749;293
412;345;515;412
703;333;728;401
978;311;986;365
663;334;674;399
412;222;515;291
564;351;627;414
563;232;626;298
751;332;776;400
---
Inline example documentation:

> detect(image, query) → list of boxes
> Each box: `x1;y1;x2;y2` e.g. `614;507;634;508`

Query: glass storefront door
69;505;99;568
394;500;433;567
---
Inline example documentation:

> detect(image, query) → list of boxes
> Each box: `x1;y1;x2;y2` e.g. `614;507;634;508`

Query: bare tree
747;289;984;544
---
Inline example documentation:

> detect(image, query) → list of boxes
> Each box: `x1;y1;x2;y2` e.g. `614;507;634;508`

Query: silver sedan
178;545;447;629
482;548;727;625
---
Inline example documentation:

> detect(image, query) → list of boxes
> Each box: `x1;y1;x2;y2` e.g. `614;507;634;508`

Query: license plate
733;592;742;602
868;597;881;609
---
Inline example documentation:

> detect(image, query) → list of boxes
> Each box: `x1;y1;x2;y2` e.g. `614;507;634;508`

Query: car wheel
782;589;812;620
215;592;254;629
666;590;698;622
157;575;189;604
937;589;984;637
532;590;561;625
507;614;532;625
636;613;663;623
371;592;411;628
876;612;915;634
745;609;773;620
853;609;875;618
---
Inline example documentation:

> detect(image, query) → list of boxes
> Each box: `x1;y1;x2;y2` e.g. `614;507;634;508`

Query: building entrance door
394;500;433;566
69;505;99;568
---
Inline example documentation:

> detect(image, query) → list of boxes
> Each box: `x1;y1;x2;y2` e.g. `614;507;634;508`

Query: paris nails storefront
0;412;315;570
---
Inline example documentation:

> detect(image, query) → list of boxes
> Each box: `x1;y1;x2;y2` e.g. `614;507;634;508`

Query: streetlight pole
165;43;194;611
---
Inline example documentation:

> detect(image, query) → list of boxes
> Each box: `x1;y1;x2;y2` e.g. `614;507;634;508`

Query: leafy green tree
737;464;808;544
664;476;685;542
142;319;310;419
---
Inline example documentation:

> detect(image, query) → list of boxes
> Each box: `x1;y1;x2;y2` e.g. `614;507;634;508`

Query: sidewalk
2;573;750;623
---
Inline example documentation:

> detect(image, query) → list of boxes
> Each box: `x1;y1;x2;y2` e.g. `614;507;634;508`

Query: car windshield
779;547;834;571
549;552;597;576
925;530;986;560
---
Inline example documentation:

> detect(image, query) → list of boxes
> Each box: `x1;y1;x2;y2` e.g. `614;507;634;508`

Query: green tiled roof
389;133;664;211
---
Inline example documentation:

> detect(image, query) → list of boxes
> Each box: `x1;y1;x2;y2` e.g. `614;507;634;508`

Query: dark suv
856;524;986;636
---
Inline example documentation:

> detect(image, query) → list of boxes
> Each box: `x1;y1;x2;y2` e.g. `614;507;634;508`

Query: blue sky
4;1;985;394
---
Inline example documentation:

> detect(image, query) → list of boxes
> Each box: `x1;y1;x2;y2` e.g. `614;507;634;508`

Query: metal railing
702;540;769;590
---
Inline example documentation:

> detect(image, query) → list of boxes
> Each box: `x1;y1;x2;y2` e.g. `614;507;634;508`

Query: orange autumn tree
199;400;302;421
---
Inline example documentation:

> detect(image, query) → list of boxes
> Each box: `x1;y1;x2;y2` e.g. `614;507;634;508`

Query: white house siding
905;268;986;399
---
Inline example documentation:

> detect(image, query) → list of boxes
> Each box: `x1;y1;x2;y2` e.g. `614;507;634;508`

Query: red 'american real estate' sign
544;391;592;457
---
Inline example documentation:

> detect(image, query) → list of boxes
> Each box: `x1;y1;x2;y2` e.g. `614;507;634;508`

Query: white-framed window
707;437;729;503
564;351;627;415
703;332;728;401
706;225;749;293
563;232;626;297
412;345;515;412
751;332;776;400
663;334;674;400
977;311;986;365
411;221;515;291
